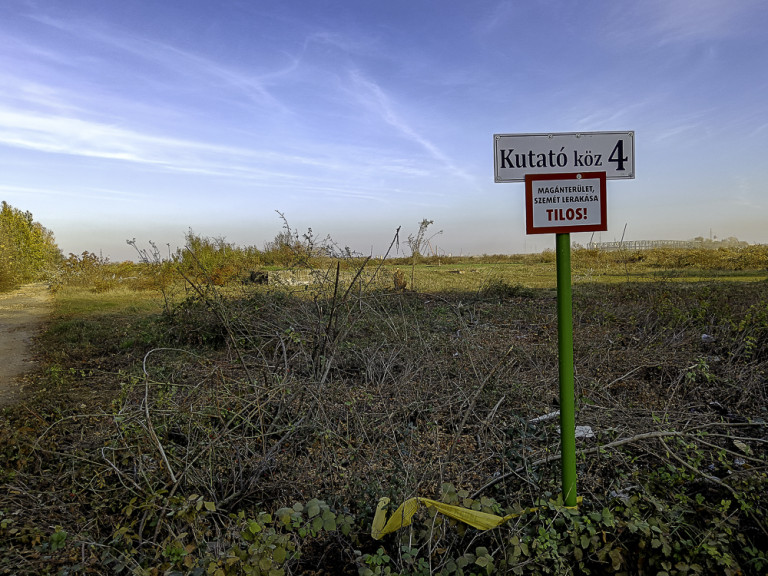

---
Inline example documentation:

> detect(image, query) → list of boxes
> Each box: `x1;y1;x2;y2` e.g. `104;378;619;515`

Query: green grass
375;257;767;294
51;285;165;317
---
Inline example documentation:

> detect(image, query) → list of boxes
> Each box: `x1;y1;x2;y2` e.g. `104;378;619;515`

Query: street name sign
492;129;636;509
494;131;634;182
525;172;607;235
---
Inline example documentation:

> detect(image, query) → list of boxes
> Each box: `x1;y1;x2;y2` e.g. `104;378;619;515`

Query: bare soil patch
0;283;52;406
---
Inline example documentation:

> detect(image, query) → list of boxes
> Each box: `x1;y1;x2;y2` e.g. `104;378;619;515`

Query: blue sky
1;0;767;260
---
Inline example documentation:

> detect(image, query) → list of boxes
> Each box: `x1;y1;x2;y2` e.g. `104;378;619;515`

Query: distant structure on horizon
585;237;749;251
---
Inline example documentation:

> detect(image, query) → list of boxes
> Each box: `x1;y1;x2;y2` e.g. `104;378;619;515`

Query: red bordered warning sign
525;172;607;235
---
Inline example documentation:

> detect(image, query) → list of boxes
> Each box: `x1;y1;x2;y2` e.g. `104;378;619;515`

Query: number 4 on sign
610;140;628;171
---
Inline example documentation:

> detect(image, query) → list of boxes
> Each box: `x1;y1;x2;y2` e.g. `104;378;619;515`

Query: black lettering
609;140;628;171
500;149;515;168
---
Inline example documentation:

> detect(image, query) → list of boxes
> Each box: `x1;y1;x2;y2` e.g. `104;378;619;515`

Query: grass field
1;244;767;575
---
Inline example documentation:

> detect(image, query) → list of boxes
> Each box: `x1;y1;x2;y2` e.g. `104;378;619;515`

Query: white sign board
525;172;607;235
494;131;634;182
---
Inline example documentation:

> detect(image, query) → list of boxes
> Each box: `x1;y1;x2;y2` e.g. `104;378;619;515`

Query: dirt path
0;283;53;406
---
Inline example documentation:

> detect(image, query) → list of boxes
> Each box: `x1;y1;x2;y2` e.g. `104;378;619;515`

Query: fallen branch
472;430;683;499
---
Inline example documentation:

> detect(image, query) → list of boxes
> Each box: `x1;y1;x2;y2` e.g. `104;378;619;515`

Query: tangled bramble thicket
1;238;767;575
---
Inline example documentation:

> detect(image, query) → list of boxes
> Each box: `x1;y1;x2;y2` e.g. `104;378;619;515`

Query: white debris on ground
528;411;595;439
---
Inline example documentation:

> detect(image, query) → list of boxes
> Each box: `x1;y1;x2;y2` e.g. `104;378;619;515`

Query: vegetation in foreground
0;226;767;575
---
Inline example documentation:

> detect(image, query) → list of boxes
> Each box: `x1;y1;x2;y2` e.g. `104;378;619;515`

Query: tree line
0;201;62;291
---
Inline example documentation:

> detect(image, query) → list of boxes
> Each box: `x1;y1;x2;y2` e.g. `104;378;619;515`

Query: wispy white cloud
749;122;768;137
0;100;437;195
0;107;169;164
303;30;376;58
650;0;763;45
604;0;766;48
653;123;701;142
27;12;292;112
0;183;144;202
571;101;653;132
731;177;760;208
0;71;85;115
346;70;472;181
2;10;446;196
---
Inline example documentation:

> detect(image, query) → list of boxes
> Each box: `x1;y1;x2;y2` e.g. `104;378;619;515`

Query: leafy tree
0;201;62;290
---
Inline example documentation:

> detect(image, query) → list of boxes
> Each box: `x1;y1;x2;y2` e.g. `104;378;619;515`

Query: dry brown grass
1;247;767;573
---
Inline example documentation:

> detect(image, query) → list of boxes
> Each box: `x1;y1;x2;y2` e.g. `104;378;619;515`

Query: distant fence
585;240;703;251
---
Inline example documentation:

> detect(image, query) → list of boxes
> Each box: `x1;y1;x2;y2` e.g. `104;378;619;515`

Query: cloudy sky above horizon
2;0;767;260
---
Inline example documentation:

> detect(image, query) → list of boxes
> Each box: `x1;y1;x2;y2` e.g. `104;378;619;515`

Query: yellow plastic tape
372;496;581;540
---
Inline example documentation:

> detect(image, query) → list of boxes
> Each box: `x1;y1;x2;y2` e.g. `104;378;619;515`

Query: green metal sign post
521;171;609;507
523;172;608;508
556;233;578;507
493;130;635;505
